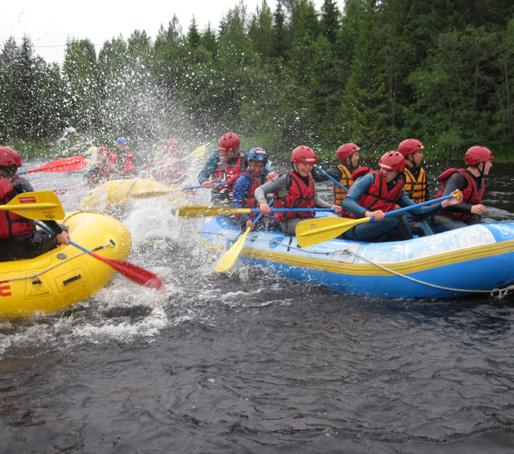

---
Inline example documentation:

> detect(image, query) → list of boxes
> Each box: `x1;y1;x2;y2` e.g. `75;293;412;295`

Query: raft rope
201;230;514;299
0;242;113;283
335;248;513;299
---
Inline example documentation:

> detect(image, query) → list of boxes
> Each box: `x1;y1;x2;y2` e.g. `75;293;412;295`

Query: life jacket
106;149;137;175
435;168;485;221
242;171;265;209
0;178;35;239
403;166;427;203
333;164;353;205
274;171;316;222
212;152;245;196
341;167;404;219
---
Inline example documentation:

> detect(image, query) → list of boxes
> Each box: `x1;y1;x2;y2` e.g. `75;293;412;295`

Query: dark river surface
0;158;513;453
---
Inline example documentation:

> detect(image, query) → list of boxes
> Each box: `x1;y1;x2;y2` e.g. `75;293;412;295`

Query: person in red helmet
150;138;185;183
197;132;245;203
255;146;341;234
340;151;458;242
398;138;428;203
0;146;70;261
313;142;361;204
432;145;494;232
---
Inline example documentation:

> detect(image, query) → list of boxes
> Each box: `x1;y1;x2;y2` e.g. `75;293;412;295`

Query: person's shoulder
12;176;33;192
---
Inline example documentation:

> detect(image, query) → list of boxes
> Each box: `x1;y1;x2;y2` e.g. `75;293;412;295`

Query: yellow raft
80;179;188;213
0;211;131;319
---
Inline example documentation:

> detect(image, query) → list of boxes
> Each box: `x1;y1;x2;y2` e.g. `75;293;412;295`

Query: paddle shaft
182;180;227;190
316;165;348;192
371;193;454;220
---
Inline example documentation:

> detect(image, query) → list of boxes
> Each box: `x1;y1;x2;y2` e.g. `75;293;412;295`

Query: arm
341;174;374;218
232;175;252;223
197;153;219;184
440;173;473;214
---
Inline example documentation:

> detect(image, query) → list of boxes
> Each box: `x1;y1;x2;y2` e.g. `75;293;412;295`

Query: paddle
214;214;261;273
316;165;348;192
295;193;461;247
18;156;87;175
188;144;208;159
214;197;275;274
34;220;164;289
178;205;335;217
0;191;65;220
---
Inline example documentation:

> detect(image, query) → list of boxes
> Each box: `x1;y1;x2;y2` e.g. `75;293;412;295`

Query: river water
0;158;513;453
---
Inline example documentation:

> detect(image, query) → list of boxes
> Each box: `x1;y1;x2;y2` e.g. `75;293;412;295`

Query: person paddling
313;142;361;204
232;147;277;231
432;145;493;232
0;146;70;261
340;151;459;242
398;138;428;203
255;146;341;235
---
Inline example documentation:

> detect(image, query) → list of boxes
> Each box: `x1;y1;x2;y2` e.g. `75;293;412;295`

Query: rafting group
0;132;495;261
194;132;494;243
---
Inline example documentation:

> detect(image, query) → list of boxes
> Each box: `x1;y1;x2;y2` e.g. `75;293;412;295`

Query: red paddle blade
28;156;87;173
90;251;164;289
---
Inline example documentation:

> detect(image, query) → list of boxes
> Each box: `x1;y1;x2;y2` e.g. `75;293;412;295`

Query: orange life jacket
333;164;353;205
403;166;427;203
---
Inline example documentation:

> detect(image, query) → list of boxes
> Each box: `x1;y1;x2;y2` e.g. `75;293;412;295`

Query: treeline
0;0;513;159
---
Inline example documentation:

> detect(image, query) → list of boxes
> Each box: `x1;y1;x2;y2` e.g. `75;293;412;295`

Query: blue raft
198;216;514;299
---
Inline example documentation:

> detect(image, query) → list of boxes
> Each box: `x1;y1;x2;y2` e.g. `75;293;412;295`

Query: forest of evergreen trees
0;0;513;160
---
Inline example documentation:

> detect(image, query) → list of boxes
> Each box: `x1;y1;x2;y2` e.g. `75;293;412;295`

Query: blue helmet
247;147;268;163
116;136;127;145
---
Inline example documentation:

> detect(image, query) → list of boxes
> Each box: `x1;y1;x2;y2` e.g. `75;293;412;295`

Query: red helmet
379;151;405;172
398;138;424;157
218;132;240;152
464;145;494;166
336;143;360;161
291;146;317;164
0;146;22;168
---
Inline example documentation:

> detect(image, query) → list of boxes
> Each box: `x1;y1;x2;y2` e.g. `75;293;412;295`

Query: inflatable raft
80;179;188;213
0;211;131;318
198;216;514;299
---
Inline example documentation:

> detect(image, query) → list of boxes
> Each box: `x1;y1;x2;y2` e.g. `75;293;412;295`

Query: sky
1;0;328;65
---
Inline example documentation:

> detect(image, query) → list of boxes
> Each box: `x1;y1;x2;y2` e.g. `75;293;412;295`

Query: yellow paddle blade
189;144;208;159
178;205;251;217
0;191;64;220
295;216;370;247
214;227;251;273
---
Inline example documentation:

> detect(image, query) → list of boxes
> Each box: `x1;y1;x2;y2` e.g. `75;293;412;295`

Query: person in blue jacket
232;148;274;231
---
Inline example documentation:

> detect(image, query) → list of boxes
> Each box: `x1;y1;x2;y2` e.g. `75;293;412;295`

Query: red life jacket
242;171;265;209
0;179;35;239
212;153;244;195
435;168;485;221
274;171;316;222
342;167;404;219
106;149;137;175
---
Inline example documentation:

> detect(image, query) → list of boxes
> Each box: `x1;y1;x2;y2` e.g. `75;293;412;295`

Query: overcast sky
1;0;330;64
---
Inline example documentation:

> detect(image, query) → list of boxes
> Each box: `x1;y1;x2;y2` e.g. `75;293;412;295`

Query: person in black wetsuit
0;146;70;262
432;145;494;232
